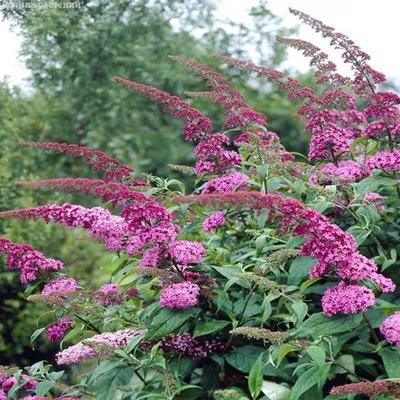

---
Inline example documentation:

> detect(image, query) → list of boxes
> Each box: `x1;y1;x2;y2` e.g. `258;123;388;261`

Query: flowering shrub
1;8;400;400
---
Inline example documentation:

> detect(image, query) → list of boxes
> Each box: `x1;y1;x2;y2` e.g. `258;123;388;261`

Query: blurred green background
0;0;311;366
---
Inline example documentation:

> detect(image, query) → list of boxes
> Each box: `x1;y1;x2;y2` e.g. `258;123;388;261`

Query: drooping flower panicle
330;380;400;397
94;283;122;306
56;329;147;364
289;8;386;95
0;237;64;283
114;75;244;175
143;333;224;359
203;172;250;194
169;56;267;129
19;142;134;182
114;76;213;142
17;178;148;207
0;204;130;253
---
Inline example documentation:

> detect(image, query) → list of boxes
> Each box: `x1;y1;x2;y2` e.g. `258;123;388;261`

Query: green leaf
23;281;42;297
168;357;194;377
145;308;201;341
290;365;330;400
350;136;369;152
225;346;264;373
331;355;355;374
60;324;85;347
382;259;395;271
166;179;185;194
211;265;242;280
47;371;64;381
224;277;242;291
137;394;168;399
150;342;162;359
291;301;308;327
356;205;380;226
257;164;268;181
306;346;326;368
175;384;202;393
193;320;230;338
111;258;130;280
6;370;22;399
255;235;267;249
30;327;45;343
261;381;291;400
125;332;147;353
211;354;225;370
353;176;398;195
347;225;370;245
288;257;316;285
85;360;125;386
138;301;160;323
300;278;321;293
26;361;46;375
276;344;299;367
35;381;56;396
94;366;134;400
262;297;273;322
267;177;283;193
380;347;400;378
174;387;205;399
286;237;306;249
292;312;363;339
249;354;264;399
233;295;261;318
114;261;139;282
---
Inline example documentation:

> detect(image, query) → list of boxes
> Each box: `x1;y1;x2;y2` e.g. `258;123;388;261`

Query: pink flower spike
168;241;206;266
46;317;73;341
160;282;200;309
321;282;375;317
380;311;400;346
94;283;122;306
56;329;146;365
42;277;78;296
203;211;226;232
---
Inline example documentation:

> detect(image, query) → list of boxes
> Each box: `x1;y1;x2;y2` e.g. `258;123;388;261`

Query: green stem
238;211;248;228
134;368;145;383
223;285;257;353
75;314;101;334
346;206;390;259
329;357;363;381
237;285;257;327
370;234;390;259
362;312;379;345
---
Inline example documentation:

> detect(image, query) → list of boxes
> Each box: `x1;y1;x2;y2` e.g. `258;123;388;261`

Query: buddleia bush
0;8;399;400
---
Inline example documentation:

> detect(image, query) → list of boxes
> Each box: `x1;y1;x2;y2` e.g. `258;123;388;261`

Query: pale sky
0;0;398;89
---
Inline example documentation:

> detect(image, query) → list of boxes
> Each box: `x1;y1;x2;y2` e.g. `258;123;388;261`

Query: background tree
2;0;303;177
0;80;108;365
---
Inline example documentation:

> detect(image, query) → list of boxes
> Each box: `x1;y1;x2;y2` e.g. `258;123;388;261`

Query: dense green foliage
0;81;107;364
